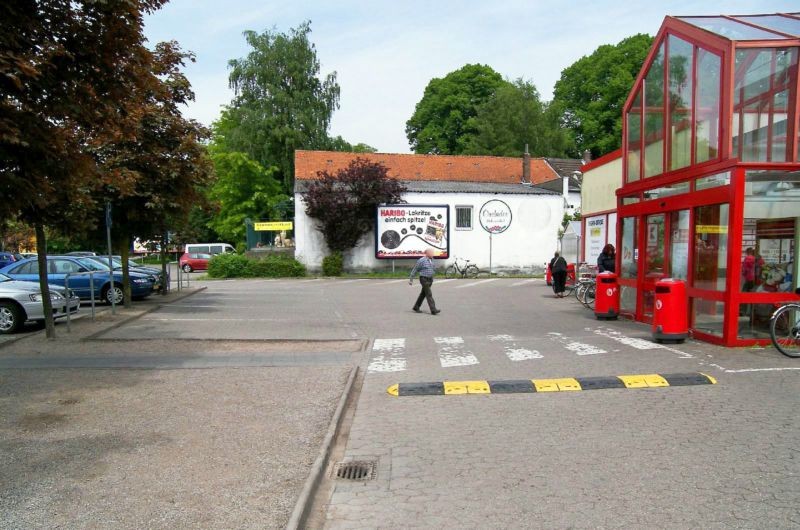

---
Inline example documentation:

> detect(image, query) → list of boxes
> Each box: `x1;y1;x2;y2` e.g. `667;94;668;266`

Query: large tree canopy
406;64;507;154
551;33;654;158
222;21;340;191
464;79;571;158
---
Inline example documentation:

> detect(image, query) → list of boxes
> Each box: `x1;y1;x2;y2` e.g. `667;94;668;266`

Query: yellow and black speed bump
386;372;716;396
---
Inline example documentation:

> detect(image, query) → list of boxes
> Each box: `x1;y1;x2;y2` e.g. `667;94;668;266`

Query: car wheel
0;301;23;334
102;283;125;305
182;264;193;273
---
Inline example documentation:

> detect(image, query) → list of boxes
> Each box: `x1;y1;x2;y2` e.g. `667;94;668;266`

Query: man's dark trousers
413;276;437;312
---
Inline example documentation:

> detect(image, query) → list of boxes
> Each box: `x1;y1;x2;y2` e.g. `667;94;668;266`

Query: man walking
409;248;440;314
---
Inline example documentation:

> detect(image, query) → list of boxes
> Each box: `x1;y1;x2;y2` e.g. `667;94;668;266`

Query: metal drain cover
331;461;377;481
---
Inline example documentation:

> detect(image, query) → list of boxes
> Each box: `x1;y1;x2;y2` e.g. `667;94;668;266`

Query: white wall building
294;150;578;273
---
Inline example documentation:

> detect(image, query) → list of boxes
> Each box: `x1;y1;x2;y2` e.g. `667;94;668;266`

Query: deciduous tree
551;34;654;158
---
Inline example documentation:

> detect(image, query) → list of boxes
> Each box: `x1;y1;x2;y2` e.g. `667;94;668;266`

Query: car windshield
0;273;9;282
78;258;113;271
89;257;124;269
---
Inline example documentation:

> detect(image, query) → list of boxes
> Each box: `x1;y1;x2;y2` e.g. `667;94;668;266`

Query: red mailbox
652;278;688;343
594;272;619;320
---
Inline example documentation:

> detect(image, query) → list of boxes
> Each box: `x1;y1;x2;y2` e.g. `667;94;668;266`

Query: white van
184;243;236;255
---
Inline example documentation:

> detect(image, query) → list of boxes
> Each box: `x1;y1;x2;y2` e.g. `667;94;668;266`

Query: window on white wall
455;206;473;230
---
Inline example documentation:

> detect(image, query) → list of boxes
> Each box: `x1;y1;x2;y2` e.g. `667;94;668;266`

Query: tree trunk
160;231;168;295
34;223;55;339
119;235;132;308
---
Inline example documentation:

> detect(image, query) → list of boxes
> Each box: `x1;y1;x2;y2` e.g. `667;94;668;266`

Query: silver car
0;272;80;334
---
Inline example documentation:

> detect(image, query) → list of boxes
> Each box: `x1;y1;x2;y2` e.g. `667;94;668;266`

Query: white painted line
143;318;283;322
336;279;368;285
547;332;607;356
434;278;456;284
488;334;543;361
455;279;499;289
592;327;694;359
382;279;406;285
434;336;479;367
724;367;800;373
511;279;539;287
367;338;407;373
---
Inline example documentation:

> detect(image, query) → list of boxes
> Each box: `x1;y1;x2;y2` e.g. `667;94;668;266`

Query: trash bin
594;272;619;320
652;278;688;343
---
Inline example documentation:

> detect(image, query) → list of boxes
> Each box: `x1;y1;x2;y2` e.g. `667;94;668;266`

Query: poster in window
584;215;607;265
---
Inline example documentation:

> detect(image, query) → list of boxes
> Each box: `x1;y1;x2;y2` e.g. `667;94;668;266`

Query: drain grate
331;460;377;481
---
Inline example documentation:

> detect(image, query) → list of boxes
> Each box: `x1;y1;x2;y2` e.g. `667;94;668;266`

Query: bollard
64;273;71;333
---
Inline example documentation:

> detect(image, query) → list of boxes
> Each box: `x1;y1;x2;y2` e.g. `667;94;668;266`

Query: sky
144;0;798;153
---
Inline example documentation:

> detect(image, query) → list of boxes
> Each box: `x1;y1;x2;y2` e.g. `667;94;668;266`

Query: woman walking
550;251;568;298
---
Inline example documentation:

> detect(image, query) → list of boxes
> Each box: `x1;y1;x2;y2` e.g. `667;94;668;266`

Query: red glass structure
618;13;800;346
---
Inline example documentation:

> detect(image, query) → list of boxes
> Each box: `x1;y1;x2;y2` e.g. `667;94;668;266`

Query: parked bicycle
445;257;480;279
769;287;800;358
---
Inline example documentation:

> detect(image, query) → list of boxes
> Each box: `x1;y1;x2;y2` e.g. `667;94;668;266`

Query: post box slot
655;286;671;293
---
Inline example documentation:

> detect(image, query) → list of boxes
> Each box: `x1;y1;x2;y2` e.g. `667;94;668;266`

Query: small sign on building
254;221;293;231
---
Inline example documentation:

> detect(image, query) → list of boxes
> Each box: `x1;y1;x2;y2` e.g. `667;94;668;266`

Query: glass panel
620;285;637;316
733;48;799;163
622;194;640;205
693;203;729;290
678;17;786;40
734;15;800;37
644;44;665;178
455;206;472;229
645;214;665;278
695;50;721;164
670;210;690;281
643;181;690;201
626;89;642;182
743;170;798;294
738;303;786;339
693;299;725;337
620;217;638;279
696;171;730;191
668;35;693;171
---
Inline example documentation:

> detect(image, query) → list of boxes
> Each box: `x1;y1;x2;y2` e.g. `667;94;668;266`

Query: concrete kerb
285;365;359;530
0;287;207;349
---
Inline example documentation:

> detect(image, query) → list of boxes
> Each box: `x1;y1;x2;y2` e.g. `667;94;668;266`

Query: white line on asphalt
336;279;368;285
510;279;539;287
434;278;456;284
591;327;693;358
454;279;499;289
382;279;406;285
434;336;479;367
547;332;607;356
142;318;283;322
488;334;543;361
723;367;800;373
367;338;407;373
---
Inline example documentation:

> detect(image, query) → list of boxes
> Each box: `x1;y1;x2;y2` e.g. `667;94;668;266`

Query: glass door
642;214;666;321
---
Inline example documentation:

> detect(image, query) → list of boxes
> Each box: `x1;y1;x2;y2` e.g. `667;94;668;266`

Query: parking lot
2;277;799;528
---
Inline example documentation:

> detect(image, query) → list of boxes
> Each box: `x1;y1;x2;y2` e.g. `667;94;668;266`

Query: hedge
207;253;306;278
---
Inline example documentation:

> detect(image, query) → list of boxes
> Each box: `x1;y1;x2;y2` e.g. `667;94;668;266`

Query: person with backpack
550;251;568;298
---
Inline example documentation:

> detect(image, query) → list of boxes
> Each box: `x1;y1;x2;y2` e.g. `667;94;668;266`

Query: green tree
0;0;169;336
326;135;377;153
552;33;654;158
223;21;340;191
464;79;571;157
406;64;507;154
207;151;286;243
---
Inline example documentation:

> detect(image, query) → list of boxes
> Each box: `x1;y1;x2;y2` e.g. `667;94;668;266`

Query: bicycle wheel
575;282;588;302
464;265;479;278
581;284;596;309
445;265;456;279
770;304;800;358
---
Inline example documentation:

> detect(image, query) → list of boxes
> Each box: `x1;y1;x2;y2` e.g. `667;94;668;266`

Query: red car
179;252;211;272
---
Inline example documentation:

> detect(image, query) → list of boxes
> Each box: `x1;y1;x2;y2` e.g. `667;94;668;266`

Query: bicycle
445;257;480;279
769;287;800;358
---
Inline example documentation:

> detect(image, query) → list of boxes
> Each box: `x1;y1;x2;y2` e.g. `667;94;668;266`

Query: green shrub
235;241;247;254
248;254;306;278
207;253;252;278
322;252;343;276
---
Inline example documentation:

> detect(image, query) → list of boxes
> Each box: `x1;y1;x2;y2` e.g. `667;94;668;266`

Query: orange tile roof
295;150;560;185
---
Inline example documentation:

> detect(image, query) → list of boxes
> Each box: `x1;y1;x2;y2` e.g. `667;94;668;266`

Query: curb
81;287;207;341
388;372;717;396
286;365;359;530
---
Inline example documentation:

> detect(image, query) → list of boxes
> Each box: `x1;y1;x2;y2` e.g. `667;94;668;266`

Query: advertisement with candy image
375;204;450;259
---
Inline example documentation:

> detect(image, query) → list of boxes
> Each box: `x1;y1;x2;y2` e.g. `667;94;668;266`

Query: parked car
0;252;16;268
179;252;212;272
84;256;167;291
66;251;97;256
184;243;235;255
0;272;80;334
0;256;155;304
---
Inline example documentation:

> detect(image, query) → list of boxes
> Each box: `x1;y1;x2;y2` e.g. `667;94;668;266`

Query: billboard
584;214;607;265
375;204;449;259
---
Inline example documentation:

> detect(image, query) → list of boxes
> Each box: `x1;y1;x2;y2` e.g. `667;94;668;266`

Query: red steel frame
617;15;800;346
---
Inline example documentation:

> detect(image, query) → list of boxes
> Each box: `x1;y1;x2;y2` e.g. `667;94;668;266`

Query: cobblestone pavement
301;278;800;529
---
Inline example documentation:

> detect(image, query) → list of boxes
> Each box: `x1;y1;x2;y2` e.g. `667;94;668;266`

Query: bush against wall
207;253;306;278
322;251;343;276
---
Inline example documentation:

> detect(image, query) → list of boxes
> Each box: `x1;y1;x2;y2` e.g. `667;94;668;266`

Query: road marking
723;367;800;373
382;279;406;284
367;338;407;373
455;279;499;289
434;278;456;284
511;279;539;287
387;372;717;396
591;327;694;358
336;279;368;285
143;318;283;322
488;334;543;361
547;332;607;356
434;336;479;367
